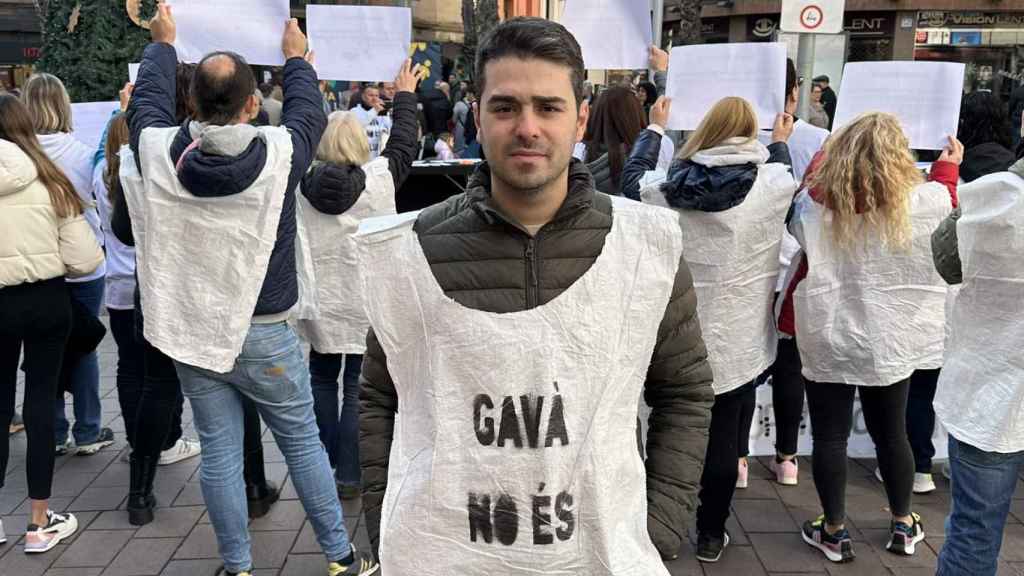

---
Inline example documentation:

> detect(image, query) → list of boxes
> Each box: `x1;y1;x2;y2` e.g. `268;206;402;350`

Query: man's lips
509;150;547;158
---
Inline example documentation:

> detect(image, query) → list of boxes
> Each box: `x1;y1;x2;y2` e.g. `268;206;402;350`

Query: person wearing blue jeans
937;436;1024;575
55;277;114;455
176;323;352;573
310;352;362;499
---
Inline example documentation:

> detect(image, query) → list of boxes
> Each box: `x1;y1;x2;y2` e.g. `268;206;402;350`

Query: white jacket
0;139;104;287
38;132;106;282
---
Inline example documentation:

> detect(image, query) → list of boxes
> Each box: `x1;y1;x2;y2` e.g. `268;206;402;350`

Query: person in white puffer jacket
21;73;115;457
0;94;103;553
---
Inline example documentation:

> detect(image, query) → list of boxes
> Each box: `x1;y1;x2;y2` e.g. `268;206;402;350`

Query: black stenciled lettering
544;393;569;447
467;493;493;543
494;493;519;545
555;491;575;541
520;395;544;449
497;396;524;448
532;483;554;545
474;394;495;446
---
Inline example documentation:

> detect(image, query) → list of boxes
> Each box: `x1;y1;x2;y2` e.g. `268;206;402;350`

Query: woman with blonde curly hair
777;112;962;564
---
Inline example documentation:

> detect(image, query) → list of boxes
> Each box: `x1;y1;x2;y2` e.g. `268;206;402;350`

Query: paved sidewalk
3;333;1023;575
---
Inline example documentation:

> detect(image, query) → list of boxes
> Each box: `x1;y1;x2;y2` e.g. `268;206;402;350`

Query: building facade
0;0;41;90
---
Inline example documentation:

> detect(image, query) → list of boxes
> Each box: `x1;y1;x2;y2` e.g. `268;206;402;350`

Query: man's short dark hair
786;58;798;96
475;17;585;107
813;74;830;84
258;82;274;98
191;51;256;125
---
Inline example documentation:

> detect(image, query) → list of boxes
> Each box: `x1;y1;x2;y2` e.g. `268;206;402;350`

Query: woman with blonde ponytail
0;93;103;553
777;112;962;564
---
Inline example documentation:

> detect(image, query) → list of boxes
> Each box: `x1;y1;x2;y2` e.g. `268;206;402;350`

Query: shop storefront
743;12;894;62
0;32;40;90
915;11;1024;100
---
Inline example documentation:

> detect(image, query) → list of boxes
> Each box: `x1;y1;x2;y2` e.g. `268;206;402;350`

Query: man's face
474;57;588;196
381;83;396;100
811;86;822;103
363;87;381;108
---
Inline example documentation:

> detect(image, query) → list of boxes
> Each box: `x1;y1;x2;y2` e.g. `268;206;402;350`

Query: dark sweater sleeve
359;328;398;561
281;56;328;192
379;91;420;190
620;129;664;201
111;189;135;247
126;42;178;171
767;142;793;168
644;246;715;560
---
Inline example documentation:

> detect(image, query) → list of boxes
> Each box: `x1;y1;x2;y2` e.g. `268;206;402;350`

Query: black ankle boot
127;454;158;525
243;444;279;519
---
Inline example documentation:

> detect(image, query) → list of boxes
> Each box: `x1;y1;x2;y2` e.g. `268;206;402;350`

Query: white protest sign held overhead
665;42;787;131
560;0;652;70
781;0;845;34
166;0;291;66
128;63;140;84
306;5;411;82
833;61;965;150
71;101;120;151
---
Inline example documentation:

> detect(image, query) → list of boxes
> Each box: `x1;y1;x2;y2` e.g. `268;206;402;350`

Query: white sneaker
24;510;77;553
158;438;201;466
874;467;884;483
914;473;936;494
0;518;6;544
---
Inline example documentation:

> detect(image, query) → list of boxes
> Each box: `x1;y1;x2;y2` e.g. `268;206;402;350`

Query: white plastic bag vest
935;171;1024;453
356;197;682;576
120;127;293;373
642;164;796;394
791;182;952;386
294;157;397;354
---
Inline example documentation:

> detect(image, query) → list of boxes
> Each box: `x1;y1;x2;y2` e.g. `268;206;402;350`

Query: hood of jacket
176;121;268;197
300;160;367;215
0;139;38;198
37;131;87;160
661;137;770;212
961;141;1016;183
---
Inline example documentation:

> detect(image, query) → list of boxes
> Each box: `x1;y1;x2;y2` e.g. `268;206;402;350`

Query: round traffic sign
800;5;824;30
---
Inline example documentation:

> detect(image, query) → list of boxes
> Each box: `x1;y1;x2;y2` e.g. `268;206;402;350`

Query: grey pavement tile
158;559;223;576
662;551;702;576
1002;563;1024;576
859;528;938;570
135;506;205;539
0;544;68;576
726;514;749;546
0;490;28;515
289;522;319;555
734;498;800;533
172;483;205;508
735;477;779;501
251;531;298;569
52;529;134;568
822;539;891;576
102;537;182;576
703;545;767;575
250;500;307;532
749;532;828;573
50;472;101;498
1002;524;1024;563
70;486;127;512
45;568;104;576
279;553;324;576
173;524;219;560
89;511;139;531
341;498;361;520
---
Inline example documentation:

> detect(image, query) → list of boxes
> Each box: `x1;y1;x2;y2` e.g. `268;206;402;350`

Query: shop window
847;37;893;62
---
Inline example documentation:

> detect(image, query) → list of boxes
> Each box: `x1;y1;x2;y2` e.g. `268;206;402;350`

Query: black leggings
0;278;71;500
805;379;914;525
697;381;756;537
907;369;940;474
132;334;185;458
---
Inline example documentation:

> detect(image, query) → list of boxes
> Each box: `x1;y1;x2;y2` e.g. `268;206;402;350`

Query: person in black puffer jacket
958;90;1016;183
297;60;421;503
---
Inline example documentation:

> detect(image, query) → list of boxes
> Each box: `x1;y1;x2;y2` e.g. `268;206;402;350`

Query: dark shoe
695;530;730;563
802;516;855;563
886;513;925;556
127;454;158;526
328;544;380;575
246;480;279;519
76;427;115;456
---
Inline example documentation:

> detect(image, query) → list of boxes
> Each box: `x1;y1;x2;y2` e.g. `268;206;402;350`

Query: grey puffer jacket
359;159;714;561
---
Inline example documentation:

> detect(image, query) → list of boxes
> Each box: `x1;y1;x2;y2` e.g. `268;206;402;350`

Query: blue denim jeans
309;350;362;487
55;277;105;444
937;435;1024;576
176;322;349;573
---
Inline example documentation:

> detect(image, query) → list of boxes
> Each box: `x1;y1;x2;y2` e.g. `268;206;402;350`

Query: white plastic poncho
121;127;293;373
642;163;797;394
935;170;1024;453
790;182;953;386
294;157;397;354
356;197;682;576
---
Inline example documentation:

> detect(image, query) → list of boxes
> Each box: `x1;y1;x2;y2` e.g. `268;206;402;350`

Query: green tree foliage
35;0;157;102
459;0;499;83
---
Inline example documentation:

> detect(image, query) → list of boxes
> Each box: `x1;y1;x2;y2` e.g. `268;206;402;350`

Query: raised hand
150;2;176;45
282;18;307;61
649;96;671;128
394;59;423;94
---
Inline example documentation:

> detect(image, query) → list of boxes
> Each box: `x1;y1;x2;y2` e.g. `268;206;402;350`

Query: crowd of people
0;7;1023;576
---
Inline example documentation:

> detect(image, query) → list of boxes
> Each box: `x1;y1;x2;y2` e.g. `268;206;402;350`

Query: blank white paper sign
833;61;965;150
167;0;291;66
665;43;787;131
561;0;652;70
71;102;120;151
307;5;411;82
128;63;140;84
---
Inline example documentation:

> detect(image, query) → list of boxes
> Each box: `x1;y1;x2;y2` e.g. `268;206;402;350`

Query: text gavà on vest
468;381;573;546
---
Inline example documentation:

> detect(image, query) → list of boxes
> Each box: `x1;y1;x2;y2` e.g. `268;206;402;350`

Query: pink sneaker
736;458;749;489
770;457;799;486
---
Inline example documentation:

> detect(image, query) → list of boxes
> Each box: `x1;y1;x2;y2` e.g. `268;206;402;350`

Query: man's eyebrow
486;95;569;106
